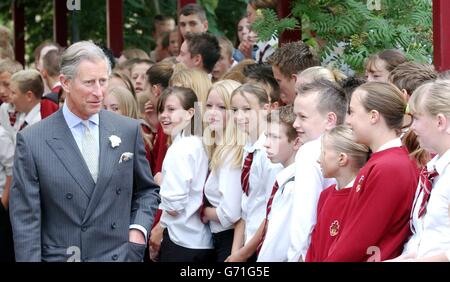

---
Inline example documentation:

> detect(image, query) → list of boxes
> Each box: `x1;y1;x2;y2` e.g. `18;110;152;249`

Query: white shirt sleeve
288;144;328;261
129;224;148;241
0;131;14;176
159;142;194;213
215;164;242;228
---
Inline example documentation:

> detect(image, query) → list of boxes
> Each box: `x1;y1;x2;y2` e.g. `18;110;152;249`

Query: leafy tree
255;0;433;75
0;0;246;65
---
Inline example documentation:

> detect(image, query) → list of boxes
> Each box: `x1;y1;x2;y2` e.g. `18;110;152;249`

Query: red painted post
106;0;124;57
433;0;450;72
277;0;301;45
178;0;197;10
12;0;25;66
53;0;68;47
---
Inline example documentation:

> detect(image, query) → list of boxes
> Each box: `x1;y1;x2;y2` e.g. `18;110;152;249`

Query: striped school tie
241;152;254;196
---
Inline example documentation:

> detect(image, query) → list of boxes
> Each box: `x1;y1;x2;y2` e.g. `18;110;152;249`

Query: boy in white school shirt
226;106;298;262
9;69;45;130
257;105;301;261
288;79;348;261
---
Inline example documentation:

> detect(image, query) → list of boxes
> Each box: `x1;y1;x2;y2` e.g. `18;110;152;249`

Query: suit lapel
46;110;95;199
83;110;122;223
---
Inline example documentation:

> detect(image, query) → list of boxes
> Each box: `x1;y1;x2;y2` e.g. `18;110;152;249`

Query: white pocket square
119;152;134;163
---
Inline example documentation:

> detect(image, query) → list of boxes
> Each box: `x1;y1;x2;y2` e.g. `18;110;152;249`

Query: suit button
66;193;73;199
116;188;121;195
81;226;87;232
112;254;118;261
111;222;117;229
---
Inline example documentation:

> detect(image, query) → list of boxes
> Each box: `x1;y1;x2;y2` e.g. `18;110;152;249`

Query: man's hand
129;229;146;245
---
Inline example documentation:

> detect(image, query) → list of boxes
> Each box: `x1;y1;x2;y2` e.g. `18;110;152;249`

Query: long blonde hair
203;80;243;170
107;86;139;119
408;80;450;165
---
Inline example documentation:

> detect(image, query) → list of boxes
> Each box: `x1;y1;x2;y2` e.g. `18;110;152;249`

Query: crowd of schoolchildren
0;0;449;262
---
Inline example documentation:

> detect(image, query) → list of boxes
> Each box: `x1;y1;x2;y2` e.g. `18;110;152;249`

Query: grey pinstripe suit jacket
10;109;160;262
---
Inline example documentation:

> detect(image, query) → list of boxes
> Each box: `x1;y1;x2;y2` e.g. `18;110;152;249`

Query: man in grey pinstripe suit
9;41;160;262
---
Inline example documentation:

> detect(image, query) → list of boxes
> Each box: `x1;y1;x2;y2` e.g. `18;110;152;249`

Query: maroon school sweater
324;147;418;262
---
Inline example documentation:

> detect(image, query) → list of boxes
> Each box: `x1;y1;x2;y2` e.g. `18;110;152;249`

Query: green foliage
0;0;245;65
257;0;433;75
252;8;298;42
200;0;247;42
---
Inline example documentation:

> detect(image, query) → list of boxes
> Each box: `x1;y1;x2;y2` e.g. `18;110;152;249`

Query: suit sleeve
130;124;161;233
9;132;42;261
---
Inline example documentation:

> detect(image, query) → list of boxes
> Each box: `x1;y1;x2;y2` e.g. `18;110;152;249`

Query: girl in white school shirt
391;80;450;262
201;80;243;261
156;86;214;262
227;83;282;262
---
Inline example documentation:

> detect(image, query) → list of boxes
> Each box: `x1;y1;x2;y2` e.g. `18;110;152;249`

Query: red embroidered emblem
356;175;365;192
329;220;340;237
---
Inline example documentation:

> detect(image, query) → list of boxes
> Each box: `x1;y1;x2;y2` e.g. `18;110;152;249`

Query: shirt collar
427;148;450;175
62;102;99;129
276;163;296;187
24;103;41;123
377;137;402;152
245;133;266;153
336;178;356;190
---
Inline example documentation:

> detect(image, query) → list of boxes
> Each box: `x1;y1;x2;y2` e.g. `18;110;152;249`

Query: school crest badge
356;175;365;192
329;220;340;237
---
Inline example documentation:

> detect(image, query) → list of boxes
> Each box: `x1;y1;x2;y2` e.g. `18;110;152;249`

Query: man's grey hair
60;41;111;79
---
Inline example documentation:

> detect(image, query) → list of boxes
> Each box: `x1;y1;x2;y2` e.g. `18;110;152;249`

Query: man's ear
59;74;70;93
203;20;209;32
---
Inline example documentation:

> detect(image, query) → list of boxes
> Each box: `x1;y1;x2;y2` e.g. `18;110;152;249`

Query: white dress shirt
288;136;336;261
159;132;213;249
0;126;14;196
22;102;41;127
257;163;296;262
0;102;25;143
62;102;99;154
403;148;450;258
204;155;242;234
241;134;283;244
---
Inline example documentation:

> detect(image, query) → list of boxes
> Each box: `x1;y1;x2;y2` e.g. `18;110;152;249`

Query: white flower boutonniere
109;135;121;148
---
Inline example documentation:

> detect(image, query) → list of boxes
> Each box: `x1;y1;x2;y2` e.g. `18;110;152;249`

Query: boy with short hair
389;61;437;98
10;69;45;130
178;3;208;39
225;105;300;262
267;41;319;105
0;58;24;138
288;79;348;261
176;32;221;75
